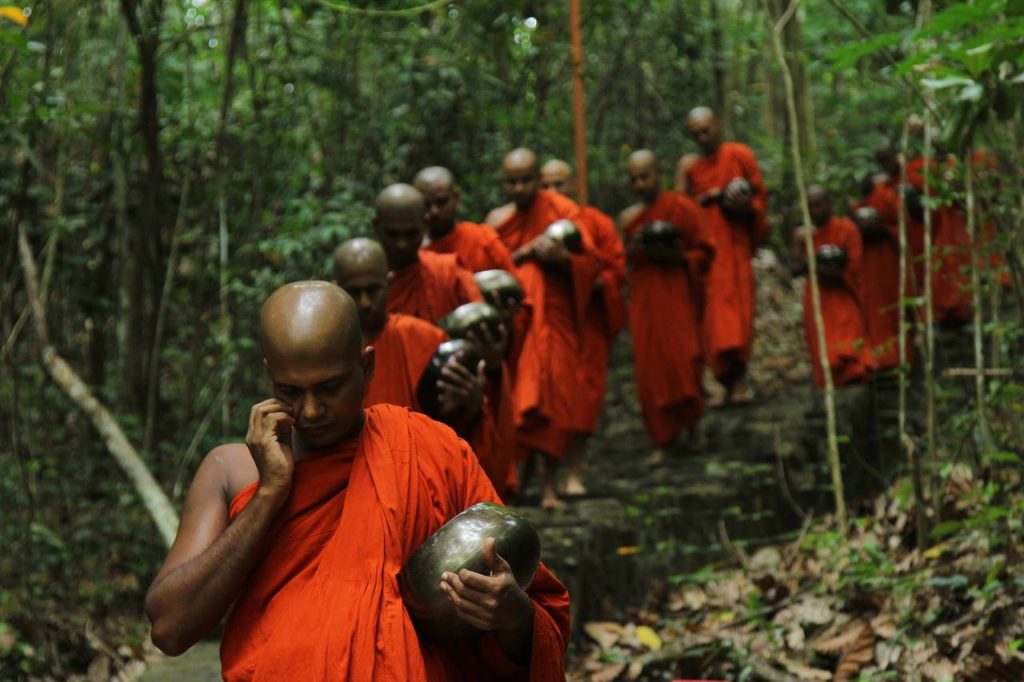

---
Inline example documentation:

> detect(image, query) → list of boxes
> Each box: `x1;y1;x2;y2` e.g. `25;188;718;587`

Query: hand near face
245;399;296;496
436;359;485;424
439;537;533;634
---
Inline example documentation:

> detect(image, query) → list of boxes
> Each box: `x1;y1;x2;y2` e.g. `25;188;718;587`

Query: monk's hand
721;180;753;214
437;360;485;424
245;399;296;496
466;323;509;372
645;242;686;266
440;538;533;640
530;235;570;268
697;188;722;206
510;244;533;266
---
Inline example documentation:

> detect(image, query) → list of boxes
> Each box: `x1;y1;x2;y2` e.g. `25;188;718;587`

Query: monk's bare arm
145;400;295;656
484;203;515;228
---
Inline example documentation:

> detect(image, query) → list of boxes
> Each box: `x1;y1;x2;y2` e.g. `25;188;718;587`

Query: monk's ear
361;346;375;382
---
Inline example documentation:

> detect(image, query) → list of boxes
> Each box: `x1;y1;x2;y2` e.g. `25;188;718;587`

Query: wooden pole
569;0;588;205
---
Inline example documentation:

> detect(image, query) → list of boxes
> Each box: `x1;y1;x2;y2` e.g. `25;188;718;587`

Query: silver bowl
544;219;584;254
399;502;541;641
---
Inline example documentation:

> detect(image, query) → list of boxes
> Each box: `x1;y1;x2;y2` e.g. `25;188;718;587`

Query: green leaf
921;76;974;90
985;451;1022;465
929;520;963;539
959;82;985;102
924;575;969;588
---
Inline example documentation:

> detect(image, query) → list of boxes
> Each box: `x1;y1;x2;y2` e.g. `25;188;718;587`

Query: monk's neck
428;221;457;242
643;190;663;207
392;253;422;275
514;193;538;213
362;315;389;343
293;413;365;462
702;141;723;157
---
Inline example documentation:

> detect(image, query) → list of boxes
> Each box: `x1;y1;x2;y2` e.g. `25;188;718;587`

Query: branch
17;225;179;548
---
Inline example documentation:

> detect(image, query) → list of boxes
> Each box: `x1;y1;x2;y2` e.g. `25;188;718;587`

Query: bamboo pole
965;152;994;453
569;0;588;205
763;0;847;530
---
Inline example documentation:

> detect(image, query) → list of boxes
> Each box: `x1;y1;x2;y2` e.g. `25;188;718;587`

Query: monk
678;106;768;405
144;281;570;680
875;144;927;291
793;186;875;388
374;183;483;323
415;166;518;275
853;177;912;371
617;150;715;466
539;158;627;494
332;238;521;498
485;148;599;510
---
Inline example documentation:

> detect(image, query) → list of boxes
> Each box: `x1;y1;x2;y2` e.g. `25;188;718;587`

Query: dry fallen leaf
635;625;662;652
584;622;624;651
834;621;875;682
812;617;866;654
589;661;627;682
780;656;832;680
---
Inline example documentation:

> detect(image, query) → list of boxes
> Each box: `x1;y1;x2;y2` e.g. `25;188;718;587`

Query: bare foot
564;473;586;496
686;426;705;453
729;376;754;405
540;488;566;510
645;448;665;467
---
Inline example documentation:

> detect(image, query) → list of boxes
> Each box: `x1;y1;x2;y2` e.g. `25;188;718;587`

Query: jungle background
1;0;1023;680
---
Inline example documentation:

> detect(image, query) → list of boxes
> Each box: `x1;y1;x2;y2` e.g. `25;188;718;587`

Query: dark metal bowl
438;302;504;341
721;176;754;218
901;184;925;222
815;244;849;271
544;219;584;254
852;206;888;241
416;339;484;419
640;220;682;250
400;502;541;642
473;269;524;312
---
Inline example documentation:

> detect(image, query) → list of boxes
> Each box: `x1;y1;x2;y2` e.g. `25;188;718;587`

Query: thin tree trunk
17;225;179;548
965;153;994;453
764;0;847;531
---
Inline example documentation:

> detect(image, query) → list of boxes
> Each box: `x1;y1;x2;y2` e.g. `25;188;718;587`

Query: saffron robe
573;206;627;434
625;191;715;446
685;142;769;380
221;405;571;682
424;221;518;275
856;183;913;370
387;250;483;324
495;189;598;459
363;313;447;412
803;217;876;389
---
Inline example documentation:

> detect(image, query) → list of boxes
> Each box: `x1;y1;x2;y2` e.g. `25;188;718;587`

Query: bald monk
485;147;599;510
679;107;768;405
334;238;517;497
793;187;875;388
539;158;627;494
415;166;518;275
374;183;483;323
853;177;912;371
618;150;715;466
144;281;570;680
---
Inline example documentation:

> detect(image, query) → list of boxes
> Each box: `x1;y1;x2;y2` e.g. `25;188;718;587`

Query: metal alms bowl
815;244;849;271
473;269;524;312
852;206;887;240
415;338;484;419
640;220;682;249
400;502;541;642
721;176;754;218
438;302;504;341
544;219;584;254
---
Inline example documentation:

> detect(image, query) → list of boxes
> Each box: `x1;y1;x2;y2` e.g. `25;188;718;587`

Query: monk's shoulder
544;189;582;220
485;203;516;228
391;312;447;346
616;203;644;231
201;442;258;503
723;141;759;164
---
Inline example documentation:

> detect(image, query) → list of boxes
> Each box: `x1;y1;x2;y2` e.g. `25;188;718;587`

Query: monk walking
618;150;715;466
374;183;483;323
414;166;518;275
486;148;599;510
793;186;875;388
539;158;627;494
144;281;570;680
678;107;768;405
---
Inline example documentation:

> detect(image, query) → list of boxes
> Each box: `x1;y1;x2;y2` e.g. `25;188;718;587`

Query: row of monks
336;107;768;510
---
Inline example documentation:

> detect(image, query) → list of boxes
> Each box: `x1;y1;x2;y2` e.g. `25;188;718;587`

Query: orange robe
476;365;520;500
931;204;972;326
857;183;913;370
625;191;715;446
424;221;518;274
573;206;627;434
363;313;447;412
388;250;483;324
804;217;876;389
221;404;571;681
882;173;927;293
495;189;598;459
685;142;768;380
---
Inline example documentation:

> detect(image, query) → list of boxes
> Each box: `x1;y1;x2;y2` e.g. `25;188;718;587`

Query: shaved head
260;281;362;366
414;167;460;238
627;149;661;203
503;147;540;209
333;239;390;338
806;184;831;227
260;281;370;448
540;159;573;197
687;106;721;154
374;183;426;271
